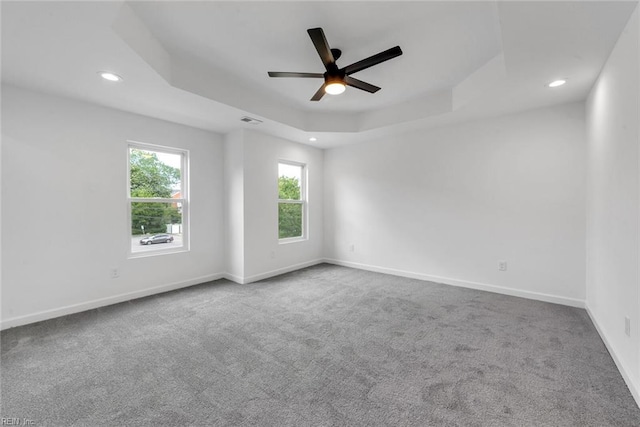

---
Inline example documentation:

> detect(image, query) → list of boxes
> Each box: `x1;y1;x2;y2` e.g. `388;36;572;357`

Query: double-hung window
128;142;188;256
278;161;306;241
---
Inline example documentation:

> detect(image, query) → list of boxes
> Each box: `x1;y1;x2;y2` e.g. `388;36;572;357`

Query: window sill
278;237;308;245
128;247;189;259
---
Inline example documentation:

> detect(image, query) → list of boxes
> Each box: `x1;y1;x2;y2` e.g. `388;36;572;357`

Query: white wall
235;129;324;282
586;5;640;403
1;84;225;328
223;130;245;281
325;102;587;306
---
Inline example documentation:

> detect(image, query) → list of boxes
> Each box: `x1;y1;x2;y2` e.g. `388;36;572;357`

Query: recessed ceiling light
548;79;566;88
98;71;123;82
309;137;317;142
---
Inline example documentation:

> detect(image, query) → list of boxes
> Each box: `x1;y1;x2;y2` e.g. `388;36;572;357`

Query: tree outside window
278;162;305;240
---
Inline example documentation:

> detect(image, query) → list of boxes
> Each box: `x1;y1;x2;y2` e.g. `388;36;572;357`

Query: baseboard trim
0;272;225;330
586;306;640;408
235;259;325;284
222;272;245;284
323;258;585;308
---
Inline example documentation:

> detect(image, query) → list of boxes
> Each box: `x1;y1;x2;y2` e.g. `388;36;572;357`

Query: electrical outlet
349;244;355;252
498;260;507;271
625;317;631;337
110;268;120;279
270;251;276;259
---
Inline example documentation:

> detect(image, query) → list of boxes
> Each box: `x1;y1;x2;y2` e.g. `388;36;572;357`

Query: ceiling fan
268;27;403;101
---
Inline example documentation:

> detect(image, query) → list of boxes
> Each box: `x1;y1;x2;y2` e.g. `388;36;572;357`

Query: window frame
277;160;307;243
127;140;190;258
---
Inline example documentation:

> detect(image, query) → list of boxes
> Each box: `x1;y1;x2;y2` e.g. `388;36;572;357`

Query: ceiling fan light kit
325;80;346;95
325;83;346;95
268;27;402;101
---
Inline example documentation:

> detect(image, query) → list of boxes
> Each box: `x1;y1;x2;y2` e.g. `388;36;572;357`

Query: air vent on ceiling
240;116;263;125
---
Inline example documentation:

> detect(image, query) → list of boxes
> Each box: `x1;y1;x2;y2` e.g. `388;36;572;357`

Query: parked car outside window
139;234;174;245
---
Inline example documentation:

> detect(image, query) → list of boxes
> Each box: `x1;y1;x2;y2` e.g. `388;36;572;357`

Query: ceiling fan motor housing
325;69;346;85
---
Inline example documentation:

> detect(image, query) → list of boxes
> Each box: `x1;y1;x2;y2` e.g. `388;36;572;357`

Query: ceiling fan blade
343;46;403;75
310;84;326;101
344;76;381;93
307;28;335;70
268;72;324;78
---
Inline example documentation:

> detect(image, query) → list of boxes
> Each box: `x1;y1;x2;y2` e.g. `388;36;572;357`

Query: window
278;161;306;241
128;142;188;256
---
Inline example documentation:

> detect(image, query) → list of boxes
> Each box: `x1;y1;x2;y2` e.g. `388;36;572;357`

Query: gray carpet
1;264;639;426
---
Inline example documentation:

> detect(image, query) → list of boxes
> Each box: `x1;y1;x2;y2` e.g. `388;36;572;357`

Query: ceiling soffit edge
112;1;509;136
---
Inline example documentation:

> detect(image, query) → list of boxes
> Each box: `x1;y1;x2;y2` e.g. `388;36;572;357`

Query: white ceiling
2;1;638;148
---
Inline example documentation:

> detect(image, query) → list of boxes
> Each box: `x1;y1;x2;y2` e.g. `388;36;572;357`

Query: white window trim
278;160;308;243
127;140;190;258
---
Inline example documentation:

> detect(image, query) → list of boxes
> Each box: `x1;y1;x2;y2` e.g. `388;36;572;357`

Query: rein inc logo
1;419;35;426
